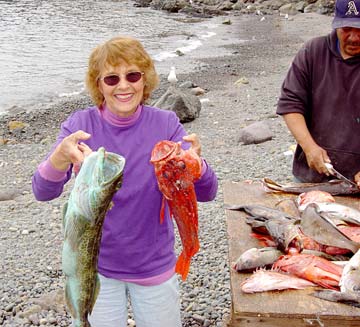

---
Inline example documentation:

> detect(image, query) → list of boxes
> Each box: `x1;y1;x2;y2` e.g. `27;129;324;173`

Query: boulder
238;121;273;145
152;86;201;123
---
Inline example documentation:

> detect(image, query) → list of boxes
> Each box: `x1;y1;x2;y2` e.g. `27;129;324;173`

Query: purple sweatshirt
32;105;218;281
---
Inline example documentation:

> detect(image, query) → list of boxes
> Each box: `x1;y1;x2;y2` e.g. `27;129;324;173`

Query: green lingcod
61;147;125;326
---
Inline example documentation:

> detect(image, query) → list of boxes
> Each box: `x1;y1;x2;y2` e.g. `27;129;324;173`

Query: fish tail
175;241;200;281
175;252;191;281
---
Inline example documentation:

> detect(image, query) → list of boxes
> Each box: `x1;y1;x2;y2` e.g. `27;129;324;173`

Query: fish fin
62;202;69;229
313;260;343;276
64;280;77;318
89;274;100;315
160;196;166;224
64;215;87;250
175;252;191;281
261;178;284;192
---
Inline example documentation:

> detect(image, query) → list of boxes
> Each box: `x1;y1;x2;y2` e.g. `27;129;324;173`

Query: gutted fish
300;203;360;254
233;247;283;272
264;219;302;253
62;148;125;327
150;140;201;281
297;190;335;210
273;253;343;289
262;178;360;195
302;202;360;226
241;269;316;293
275;198;301;218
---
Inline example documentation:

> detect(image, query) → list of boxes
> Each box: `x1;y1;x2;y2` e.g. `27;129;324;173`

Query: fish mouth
97;147;126;186
150;140;178;163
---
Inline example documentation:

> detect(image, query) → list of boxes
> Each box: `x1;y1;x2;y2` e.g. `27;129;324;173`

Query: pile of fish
225;188;360;308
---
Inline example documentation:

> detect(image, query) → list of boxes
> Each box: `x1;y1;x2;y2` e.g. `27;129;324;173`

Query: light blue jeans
87;273;182;327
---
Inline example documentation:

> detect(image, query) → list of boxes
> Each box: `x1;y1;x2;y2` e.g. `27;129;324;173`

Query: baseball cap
332;0;360;29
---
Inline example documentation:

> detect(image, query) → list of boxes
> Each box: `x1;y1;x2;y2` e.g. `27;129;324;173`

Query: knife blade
324;163;358;187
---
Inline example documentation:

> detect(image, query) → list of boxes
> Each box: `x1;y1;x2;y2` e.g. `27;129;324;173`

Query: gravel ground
0;13;332;327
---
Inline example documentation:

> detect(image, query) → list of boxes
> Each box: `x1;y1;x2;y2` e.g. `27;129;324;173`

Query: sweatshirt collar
98;103;142;127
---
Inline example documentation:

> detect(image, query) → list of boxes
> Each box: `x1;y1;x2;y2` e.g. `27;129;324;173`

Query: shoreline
0;12;333;327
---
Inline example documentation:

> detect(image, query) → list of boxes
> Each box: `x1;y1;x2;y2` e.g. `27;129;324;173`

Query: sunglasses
99;71;144;86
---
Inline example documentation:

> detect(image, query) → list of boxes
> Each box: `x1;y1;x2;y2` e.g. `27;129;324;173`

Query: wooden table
223;180;360;327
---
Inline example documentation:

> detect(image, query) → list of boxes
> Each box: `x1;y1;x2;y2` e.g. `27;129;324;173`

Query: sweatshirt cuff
38;158;68;182
200;158;208;177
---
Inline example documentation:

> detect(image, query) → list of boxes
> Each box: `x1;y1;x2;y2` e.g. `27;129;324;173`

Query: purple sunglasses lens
103;75;120;86
102;72;143;86
126;72;143;83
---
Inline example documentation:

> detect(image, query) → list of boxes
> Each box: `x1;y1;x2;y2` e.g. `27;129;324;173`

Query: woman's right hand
49;130;91;171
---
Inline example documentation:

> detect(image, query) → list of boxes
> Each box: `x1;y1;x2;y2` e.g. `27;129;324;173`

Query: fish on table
233;247;283;272
262;177;360;195
240;268;316;293
150;140;201;281
300;203;360;254
273;253;343;289
62;147;125;327
224;203;297;221
300;201;360;226
313;248;360;307
297;190;335;210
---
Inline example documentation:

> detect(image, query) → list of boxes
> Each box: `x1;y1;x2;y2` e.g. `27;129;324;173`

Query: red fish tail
175;252;191;281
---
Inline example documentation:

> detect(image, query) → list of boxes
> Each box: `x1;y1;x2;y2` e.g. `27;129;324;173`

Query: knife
324;163;358;187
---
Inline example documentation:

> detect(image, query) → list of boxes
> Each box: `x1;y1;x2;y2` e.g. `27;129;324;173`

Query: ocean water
0;0;239;114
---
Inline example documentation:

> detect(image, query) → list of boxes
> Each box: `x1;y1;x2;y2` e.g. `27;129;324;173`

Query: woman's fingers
183;133;201;156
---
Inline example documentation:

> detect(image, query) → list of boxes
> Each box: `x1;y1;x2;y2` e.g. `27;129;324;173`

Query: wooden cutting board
223;180;360;327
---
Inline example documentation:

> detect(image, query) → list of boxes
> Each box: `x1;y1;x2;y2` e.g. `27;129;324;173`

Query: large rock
152;86;201;123
238;121;273;145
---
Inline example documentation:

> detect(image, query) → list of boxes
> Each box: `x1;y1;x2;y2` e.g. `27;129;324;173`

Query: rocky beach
0;7;333;327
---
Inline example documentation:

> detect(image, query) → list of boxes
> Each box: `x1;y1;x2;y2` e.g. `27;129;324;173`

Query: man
277;0;360;185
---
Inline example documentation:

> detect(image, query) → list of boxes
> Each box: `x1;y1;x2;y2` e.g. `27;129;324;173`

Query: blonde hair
86;36;159;107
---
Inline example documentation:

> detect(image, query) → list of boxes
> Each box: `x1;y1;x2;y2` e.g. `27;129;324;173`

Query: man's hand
50;130;91;171
354;171;360;187
303;144;331;176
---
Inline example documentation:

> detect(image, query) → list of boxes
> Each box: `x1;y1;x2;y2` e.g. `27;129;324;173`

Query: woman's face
98;61;145;117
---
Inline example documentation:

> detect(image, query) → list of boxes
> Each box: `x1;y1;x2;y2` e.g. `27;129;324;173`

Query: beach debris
175;49;184;56
234;77;249;86
8;120;28;131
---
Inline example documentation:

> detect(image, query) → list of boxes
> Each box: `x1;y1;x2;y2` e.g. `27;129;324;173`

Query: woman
32;36;218;326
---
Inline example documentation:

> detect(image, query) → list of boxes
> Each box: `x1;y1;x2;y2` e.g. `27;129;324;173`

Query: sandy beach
0;12;332;327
